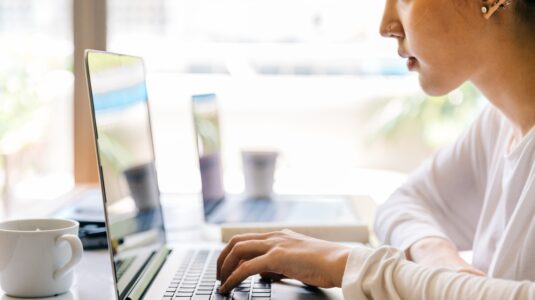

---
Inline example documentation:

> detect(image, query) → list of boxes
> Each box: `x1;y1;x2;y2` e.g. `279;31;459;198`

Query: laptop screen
191;94;225;215
85;51;166;299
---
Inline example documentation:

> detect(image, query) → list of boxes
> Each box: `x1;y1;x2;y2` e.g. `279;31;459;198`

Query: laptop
85;50;343;299
191;93;355;224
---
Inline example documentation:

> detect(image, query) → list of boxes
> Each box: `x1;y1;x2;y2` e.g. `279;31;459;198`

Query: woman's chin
418;74;459;97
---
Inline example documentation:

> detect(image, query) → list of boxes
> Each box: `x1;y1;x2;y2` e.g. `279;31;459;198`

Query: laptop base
206;195;355;224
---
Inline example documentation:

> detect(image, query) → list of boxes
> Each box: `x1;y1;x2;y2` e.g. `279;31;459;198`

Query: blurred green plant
365;82;484;148
0;67;41;153
0;42;73;210
0;46;72;154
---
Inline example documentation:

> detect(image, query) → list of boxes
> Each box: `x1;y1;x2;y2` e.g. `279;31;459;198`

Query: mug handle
53;234;84;280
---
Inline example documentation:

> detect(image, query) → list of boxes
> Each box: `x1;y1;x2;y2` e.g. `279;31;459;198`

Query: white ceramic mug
241;150;279;199
0;218;83;298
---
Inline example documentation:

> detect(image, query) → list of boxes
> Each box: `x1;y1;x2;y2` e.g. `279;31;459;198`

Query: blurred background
0;0;485;218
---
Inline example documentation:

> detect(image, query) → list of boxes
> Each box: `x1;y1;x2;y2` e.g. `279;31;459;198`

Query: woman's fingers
260;272;286;281
220;240;271;283
215;229;350;292
220;254;272;293
217;232;273;279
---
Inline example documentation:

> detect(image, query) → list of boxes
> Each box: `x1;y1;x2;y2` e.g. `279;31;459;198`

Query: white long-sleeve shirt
341;105;535;299
342;246;535;299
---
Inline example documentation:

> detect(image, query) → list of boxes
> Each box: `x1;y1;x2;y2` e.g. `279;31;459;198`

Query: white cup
0;218;83;298
241;150;279;199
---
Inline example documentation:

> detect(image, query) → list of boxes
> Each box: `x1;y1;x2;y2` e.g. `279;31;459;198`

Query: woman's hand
407;237;485;276
216;229;351;293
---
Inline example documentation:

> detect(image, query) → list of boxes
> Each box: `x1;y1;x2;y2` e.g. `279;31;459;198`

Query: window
107;0;483;198
0;0;74;214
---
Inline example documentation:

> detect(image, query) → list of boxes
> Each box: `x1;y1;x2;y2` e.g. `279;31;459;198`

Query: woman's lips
407;57;417;71
398;49;417;71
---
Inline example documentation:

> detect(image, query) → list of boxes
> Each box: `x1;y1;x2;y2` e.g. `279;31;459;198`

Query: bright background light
0;0;484;214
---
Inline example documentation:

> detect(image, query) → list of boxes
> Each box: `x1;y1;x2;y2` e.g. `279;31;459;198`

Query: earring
482;0;511;19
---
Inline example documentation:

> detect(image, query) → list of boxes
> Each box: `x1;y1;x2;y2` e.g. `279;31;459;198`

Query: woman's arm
216;230;532;300
408;237;485;275
343;246;535;300
375;107;497;267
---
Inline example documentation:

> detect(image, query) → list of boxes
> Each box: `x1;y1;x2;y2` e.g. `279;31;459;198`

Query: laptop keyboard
162;250;272;300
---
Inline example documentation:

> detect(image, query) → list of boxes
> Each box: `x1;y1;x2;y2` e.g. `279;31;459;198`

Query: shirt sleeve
342;246;535;300
373;106;496;251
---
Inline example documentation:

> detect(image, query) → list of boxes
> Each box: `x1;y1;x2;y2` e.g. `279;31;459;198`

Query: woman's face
380;0;487;95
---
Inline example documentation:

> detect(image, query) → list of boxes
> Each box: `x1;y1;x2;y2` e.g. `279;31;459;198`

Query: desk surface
0;250;116;300
0;194;376;300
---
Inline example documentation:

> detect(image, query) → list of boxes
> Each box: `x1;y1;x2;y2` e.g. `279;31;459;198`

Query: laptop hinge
126;246;171;300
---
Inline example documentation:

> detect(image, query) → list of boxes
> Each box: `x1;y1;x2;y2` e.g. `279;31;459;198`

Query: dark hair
515;0;535;28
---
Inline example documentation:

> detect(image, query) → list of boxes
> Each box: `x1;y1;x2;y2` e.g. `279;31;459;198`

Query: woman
216;0;535;297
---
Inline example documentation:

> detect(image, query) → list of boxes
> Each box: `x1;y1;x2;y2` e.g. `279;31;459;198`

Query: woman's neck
471;32;535;138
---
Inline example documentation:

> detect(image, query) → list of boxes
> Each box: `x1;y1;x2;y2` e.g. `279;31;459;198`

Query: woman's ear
481;0;512;19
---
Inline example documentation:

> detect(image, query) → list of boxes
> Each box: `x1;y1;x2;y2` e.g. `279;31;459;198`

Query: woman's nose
380;21;405;39
379;2;405;39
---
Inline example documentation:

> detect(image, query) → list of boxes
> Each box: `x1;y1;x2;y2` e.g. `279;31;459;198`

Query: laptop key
196;290;212;295
231;291;249;300
192;295;211;300
252;293;270;297
213;294;230;300
253;283;270;289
